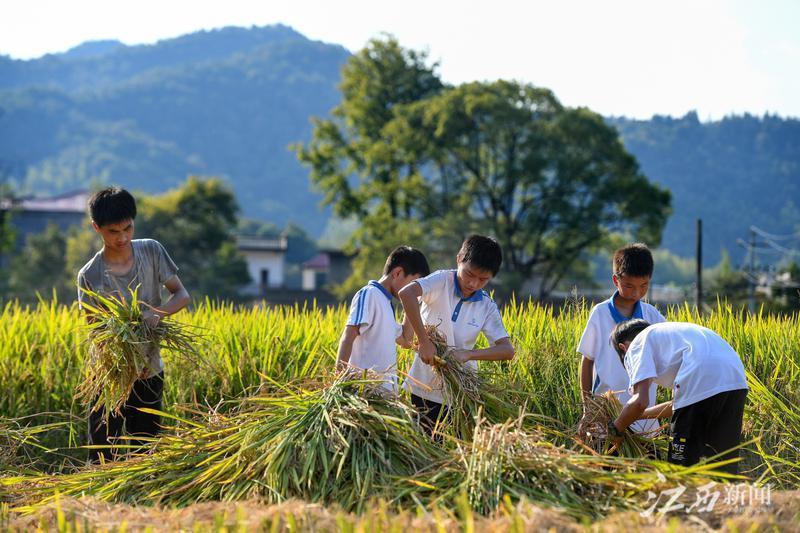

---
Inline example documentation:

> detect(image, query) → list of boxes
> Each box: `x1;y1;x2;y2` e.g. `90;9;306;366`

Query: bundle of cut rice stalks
75;286;204;419
0;418;60;474
398;416;736;519
10;371;445;513
421;325;520;440
577;391;664;457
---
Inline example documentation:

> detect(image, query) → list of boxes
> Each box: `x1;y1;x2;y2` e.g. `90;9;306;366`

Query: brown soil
5;491;799;532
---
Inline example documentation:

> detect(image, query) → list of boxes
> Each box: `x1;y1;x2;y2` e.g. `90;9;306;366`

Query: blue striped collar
452;270;483;302
369;280;393;301
451;270;483;322
606;290;643;324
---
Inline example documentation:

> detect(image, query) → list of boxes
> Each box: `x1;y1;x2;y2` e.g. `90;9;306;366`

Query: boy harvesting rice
77;187;190;463
577;243;665;439
399;235;515;435
336;246;430;394
608;319;749;473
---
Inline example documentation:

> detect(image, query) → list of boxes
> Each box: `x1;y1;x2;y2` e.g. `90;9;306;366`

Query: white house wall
242;250;285;289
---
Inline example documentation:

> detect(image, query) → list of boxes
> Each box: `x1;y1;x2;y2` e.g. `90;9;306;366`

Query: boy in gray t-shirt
77;187;190;463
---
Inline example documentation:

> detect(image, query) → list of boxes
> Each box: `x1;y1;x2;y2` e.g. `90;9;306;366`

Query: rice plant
75;286;205;418
395;416;736;519
577;391;664;457
0;297;798;493
422;325;521;440
9;372;446;513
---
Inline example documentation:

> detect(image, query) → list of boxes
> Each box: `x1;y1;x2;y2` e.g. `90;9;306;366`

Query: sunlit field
1;299;798;530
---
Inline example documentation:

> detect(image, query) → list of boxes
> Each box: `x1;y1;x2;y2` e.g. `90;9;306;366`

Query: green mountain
0;25;349;235
610;112;800;263
1;25;798;262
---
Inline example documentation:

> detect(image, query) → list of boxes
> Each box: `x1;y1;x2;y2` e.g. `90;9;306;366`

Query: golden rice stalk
419;325;519;440
577;391;660;457
75;286;204;419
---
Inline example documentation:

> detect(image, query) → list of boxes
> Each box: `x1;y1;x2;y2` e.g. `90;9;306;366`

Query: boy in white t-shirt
608;319;749;473
399;235;515;435
336;246;430;394
577;243;665;437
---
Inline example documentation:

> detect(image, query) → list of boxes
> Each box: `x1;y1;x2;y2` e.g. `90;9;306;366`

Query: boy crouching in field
609;319;749;473
336;246;430;395
77;187;190;463
578;243;665;440
399;235;515;436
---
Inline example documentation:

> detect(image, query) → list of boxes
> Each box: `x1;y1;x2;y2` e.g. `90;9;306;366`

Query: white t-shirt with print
346;280;402;394
624;322;748;410
402;269;509;404
577;293;665;434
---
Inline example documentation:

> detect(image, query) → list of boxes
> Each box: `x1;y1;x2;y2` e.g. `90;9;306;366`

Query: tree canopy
298;38;671;297
135;177;250;299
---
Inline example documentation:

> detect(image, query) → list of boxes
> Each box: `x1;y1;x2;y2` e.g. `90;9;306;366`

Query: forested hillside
1;25;798;261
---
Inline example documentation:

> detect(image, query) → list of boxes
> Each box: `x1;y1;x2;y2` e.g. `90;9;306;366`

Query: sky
1;0;798;119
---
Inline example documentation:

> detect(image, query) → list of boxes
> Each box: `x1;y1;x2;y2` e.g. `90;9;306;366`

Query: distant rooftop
302;252;330;270
0;190;87;213
236;235;288;252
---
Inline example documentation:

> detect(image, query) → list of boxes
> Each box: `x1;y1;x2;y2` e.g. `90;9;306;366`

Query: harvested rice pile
395;417;731;519
12;372;445;513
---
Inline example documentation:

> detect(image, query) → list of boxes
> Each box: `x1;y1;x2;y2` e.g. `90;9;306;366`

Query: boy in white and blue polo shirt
336;246;430;395
577;243;665;437
399;235;515;435
609;319;748;473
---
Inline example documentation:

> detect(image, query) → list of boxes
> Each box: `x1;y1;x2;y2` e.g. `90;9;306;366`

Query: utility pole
748;227;756;313
696;219;702;313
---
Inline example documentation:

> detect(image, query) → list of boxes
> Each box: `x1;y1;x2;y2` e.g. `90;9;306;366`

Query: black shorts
668;388;747;473
88;371;165;463
410;393;448;440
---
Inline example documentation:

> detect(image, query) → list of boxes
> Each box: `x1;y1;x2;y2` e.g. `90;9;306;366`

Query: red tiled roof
302;253;330;269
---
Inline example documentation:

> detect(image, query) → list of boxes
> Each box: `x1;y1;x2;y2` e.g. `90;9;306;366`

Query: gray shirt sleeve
150;240;179;284
76;272;87;309
76;269;99;310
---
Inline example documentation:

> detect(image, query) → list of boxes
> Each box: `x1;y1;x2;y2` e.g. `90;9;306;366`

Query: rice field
0;298;798;530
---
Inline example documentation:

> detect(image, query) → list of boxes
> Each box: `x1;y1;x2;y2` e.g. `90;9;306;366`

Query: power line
750;225;800;242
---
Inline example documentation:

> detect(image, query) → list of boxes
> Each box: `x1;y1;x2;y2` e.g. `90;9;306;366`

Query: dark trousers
668;388;748;474
88;371;164;463
411;393;449;440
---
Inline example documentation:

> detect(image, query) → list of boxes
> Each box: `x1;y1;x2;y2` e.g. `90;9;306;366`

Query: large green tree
135;176;250;299
6;223;72;301
296;37;444;296
390;81;672;296
298;40;671;298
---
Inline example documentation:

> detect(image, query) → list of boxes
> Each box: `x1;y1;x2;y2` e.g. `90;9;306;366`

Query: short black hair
613;243;654;278
611;319;651;360
456;234;502;276
88;187;137;227
383;246;430;277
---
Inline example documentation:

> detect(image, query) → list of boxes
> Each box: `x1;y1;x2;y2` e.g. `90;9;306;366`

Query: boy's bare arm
640;401;673;420
143;275;190;326
580;356;594;404
396;314;414;348
336;325;360;370
612;379;652;435
398;282;435;364
453;337;514;362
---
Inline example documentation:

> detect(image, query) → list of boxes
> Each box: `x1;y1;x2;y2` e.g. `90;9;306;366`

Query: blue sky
1;0;798;119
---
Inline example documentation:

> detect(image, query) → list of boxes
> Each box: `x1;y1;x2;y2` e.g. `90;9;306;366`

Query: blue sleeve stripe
346;288;365;326
355;288;367;325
